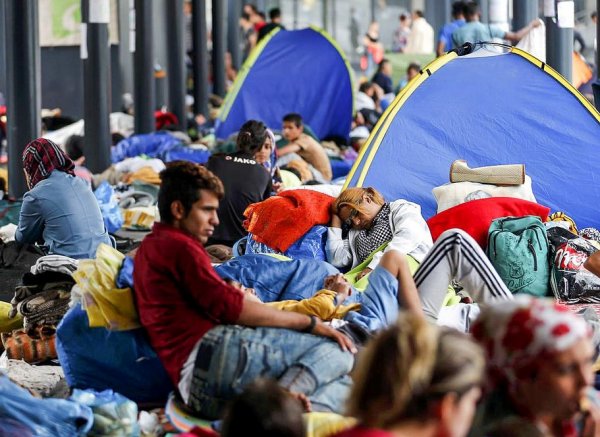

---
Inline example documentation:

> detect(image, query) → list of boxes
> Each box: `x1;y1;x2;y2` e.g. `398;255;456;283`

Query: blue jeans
188;325;354;419
345;265;400;332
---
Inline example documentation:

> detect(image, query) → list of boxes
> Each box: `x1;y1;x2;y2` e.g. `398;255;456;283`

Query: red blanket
244;189;334;252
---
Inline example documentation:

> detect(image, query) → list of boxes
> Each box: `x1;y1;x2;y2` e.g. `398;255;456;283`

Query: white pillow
432;176;537;213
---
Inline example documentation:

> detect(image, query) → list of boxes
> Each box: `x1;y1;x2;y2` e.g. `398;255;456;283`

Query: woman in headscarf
253;128;283;194
16;138;111;259
327;187;432;280
470;296;599;437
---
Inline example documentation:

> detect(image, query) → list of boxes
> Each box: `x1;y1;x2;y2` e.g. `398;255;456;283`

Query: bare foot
286;390;312;412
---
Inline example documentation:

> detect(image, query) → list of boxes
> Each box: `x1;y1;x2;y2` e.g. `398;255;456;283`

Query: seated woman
253;128;283;194
16;138;111;259
327;187;432;279
470;297;599;437
206;120;272;247
333;312;484;437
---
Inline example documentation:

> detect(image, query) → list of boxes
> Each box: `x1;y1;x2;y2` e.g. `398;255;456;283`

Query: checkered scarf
355;202;392;263
22;138;75;189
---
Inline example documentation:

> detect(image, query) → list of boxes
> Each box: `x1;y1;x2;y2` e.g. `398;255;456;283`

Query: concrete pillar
212;0;227;97
545;0;574;82
228;0;241;70
425;0;452;38
117;0;134;98
5;0;40;197
134;0;155;134
513;0;539;30
192;0;209;116
81;0;111;173
165;0;186;130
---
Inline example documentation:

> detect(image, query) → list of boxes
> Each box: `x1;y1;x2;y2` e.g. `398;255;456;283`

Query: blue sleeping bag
245;225;328;261
56;304;173;404
215;254;339;302
111;132;182;163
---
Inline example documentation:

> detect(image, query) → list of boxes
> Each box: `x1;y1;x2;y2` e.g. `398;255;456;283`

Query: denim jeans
188;325;354;419
345;265;401;332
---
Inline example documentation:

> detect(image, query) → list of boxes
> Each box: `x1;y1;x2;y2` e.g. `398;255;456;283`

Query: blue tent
345;45;600;229
216;27;353;140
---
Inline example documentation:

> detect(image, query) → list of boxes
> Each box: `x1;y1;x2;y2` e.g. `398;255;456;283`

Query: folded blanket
17;290;71;332
243;190;334;253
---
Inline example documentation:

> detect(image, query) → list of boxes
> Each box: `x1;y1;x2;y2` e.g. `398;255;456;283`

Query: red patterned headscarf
471;296;590;386
22;138;75;189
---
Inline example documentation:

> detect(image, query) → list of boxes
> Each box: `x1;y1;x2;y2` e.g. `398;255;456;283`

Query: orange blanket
244;189;334;252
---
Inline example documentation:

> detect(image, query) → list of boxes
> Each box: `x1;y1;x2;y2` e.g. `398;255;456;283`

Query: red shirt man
133;161;355;419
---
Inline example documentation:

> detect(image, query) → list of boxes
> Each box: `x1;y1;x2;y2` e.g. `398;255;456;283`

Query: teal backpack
486;216;550;297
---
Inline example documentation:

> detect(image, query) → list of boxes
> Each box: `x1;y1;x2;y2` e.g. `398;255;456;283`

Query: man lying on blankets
230;227;515;339
133;161;356;420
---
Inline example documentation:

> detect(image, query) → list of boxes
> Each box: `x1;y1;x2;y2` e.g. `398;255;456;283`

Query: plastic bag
74;244;140;331
70;389;140;437
0;373;93;437
94;181;124;233
246;225;328;261
548;226;600;303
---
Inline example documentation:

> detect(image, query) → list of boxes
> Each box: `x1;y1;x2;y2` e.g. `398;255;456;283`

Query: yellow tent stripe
342;100;397;190
354;52;458;187
218;27;282;121
342;53;447;191
342;68;432;190
511;47;600;124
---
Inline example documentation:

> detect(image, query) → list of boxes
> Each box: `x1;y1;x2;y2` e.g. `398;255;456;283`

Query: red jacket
133;222;244;385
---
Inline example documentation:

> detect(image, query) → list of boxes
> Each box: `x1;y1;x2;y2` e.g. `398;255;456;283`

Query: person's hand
286;390;312;413
580;397;600;437
312;318;357;354
328;274;352;304
195;114;207;125
530;18;542;28
272;181;283;194
356;267;372;281
330;213;342;228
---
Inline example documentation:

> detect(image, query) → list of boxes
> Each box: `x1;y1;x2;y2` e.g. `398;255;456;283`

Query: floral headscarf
22;138;75;189
471;296;590;385
261;128;278;178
